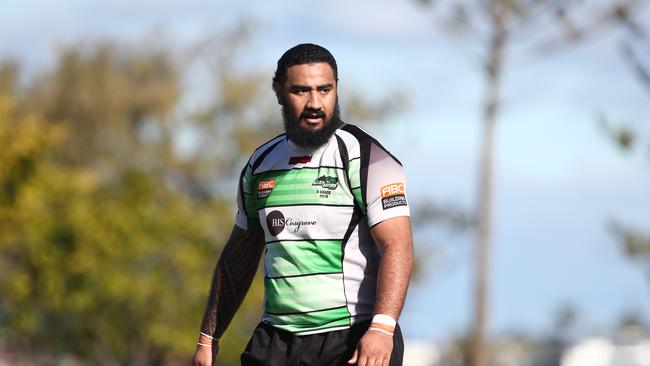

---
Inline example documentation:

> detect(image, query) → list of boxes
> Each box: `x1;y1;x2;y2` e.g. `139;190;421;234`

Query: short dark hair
273;43;338;87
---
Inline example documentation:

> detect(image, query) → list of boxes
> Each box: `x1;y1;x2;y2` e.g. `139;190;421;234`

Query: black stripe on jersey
240;135;284;217
252;165;345;176
341;124;403;166
251;139;283;172
340;204;362;313
237;165;249;218
265;271;343;280
348;127;371;209
336;134;350;170
265;305;348;316
341;124;403;212
256;203;354;211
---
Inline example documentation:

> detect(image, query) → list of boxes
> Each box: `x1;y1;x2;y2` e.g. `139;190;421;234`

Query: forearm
372;216;414;320
347;217;413;365
199;226;265;338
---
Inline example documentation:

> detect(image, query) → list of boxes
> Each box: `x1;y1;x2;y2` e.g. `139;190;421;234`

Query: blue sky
2;0;649;342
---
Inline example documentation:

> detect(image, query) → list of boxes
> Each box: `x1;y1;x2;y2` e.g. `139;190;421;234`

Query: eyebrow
317;83;334;90
289;83;334;91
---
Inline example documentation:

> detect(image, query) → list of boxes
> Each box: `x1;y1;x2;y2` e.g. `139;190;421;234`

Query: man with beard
191;44;413;366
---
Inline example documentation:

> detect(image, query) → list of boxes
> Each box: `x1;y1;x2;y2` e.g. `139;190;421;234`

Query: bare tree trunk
471;1;507;366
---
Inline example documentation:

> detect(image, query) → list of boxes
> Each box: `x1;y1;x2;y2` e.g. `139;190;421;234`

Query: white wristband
200;332;217;340
368;326;394;336
372;314;396;327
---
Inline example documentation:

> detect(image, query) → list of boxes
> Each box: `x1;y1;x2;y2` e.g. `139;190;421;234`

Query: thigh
318;321;405;366
241;322;293;366
317;321;368;366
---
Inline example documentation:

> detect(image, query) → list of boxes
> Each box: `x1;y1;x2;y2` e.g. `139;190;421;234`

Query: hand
347;329;393;366
191;343;219;366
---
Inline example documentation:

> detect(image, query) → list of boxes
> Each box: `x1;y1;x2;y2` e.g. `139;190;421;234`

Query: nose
306;90;322;110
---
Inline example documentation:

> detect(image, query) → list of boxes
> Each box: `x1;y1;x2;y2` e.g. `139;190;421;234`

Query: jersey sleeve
364;142;410;227
234;163;260;230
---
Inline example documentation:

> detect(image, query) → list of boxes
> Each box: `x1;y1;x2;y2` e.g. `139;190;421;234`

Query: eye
291;88;308;95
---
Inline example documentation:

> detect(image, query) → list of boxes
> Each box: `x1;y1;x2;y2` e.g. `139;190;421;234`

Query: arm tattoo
199;225;265;338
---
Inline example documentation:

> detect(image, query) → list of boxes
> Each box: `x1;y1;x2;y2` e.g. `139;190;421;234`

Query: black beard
282;101;341;148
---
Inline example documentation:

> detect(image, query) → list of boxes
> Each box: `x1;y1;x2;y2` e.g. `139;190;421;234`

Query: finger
358;354;369;366
347;349;358;364
372;352;387;366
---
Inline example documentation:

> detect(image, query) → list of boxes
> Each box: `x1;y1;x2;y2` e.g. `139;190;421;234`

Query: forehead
284;63;336;86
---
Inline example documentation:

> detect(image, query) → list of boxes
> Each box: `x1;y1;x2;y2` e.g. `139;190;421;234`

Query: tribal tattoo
199;225;265;338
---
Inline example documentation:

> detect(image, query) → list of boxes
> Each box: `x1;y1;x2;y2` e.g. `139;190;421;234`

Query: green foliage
0;34;271;364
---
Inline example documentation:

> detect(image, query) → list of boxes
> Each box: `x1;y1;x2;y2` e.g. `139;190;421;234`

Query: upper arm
362;140;412;256
234;162;261;231
364;141;410;228
370;216;413;256
230;161;265;255
221;224;265;262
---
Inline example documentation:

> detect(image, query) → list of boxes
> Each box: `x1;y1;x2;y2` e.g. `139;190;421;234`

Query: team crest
312;175;339;190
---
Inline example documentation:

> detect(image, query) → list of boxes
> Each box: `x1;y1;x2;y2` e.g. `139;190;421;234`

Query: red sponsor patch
289;156;312;164
258;179;275;191
380;183;405;198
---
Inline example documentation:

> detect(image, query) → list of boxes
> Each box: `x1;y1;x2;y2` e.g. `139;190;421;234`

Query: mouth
301;112;326;126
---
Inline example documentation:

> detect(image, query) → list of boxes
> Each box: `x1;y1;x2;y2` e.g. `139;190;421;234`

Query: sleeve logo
257;179;275;198
380;183;407;210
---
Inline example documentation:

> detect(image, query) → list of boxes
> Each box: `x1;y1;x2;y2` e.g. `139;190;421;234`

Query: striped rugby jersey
234;122;410;335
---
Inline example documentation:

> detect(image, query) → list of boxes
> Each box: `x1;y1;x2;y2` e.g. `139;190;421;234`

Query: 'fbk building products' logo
380;182;407;210
257;179;275;199
266;210;317;236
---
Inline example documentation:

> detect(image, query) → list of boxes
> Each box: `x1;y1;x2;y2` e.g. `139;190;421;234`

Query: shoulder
247;133;286;168
336;123;402;166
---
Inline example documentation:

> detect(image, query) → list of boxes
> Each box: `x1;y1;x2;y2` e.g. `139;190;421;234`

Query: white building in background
404;340;440;366
562;337;650;366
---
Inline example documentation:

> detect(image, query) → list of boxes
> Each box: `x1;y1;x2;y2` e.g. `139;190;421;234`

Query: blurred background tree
599;3;650;289
414;0;647;365
0;22;399;365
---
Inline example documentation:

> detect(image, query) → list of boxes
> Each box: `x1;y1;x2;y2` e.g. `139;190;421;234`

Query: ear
272;82;283;105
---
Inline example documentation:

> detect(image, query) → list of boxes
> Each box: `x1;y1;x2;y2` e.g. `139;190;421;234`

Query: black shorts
240;320;403;366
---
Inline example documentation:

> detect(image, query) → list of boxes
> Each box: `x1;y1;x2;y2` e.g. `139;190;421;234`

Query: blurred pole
471;1;507;366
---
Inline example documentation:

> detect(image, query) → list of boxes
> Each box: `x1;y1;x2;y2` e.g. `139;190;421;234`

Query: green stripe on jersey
264;306;351;335
255;168;352;207
265;240;342;278
348;158;361;188
264;274;346;314
243;192;258;219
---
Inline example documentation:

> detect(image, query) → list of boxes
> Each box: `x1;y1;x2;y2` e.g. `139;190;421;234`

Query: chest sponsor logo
266;210;317;235
257;179;275;199
312;175;339;190
289;156;312;164
380;182;407;210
